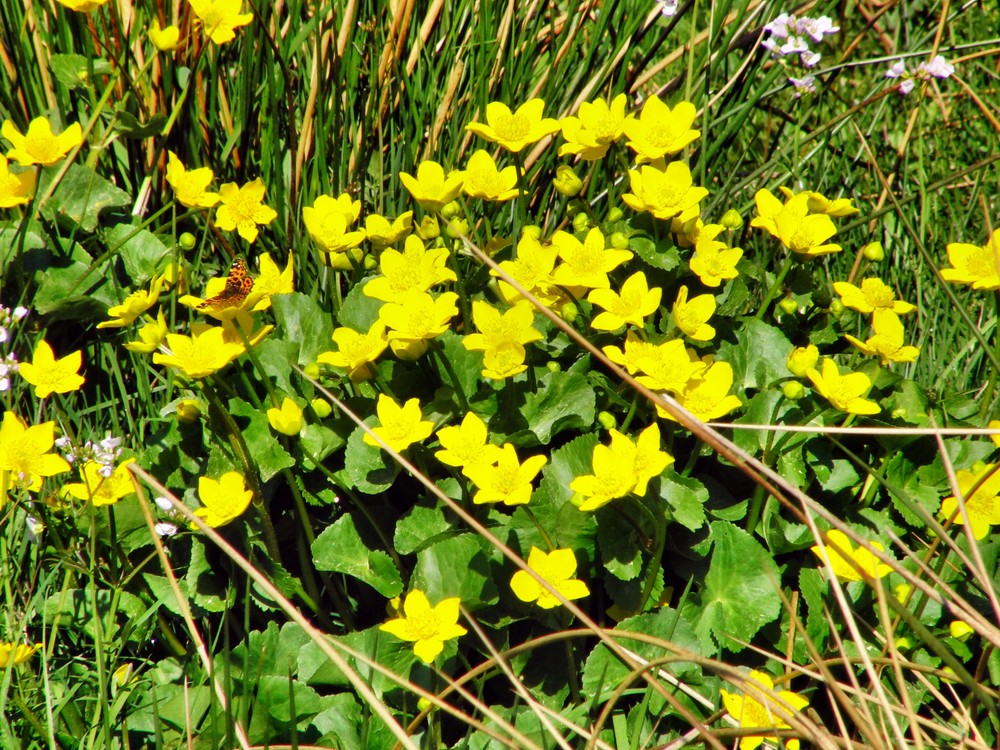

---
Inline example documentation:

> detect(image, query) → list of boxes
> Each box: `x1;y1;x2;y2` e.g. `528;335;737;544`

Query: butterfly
198;257;254;310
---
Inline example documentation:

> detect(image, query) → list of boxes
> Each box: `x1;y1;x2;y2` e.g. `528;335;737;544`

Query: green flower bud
363;253;378;270
782;381;805;400
303;362;321;379
179;232;196;250
553;165;583;197
862;241;884;262
720;209;743;230
778;297;798;315
546;360;561;374
440;200;461;219
521;224;542;240
572;212;590;233
610;232;629;249
445;217;470;239
561;301;579;323
830;299;845;317
597;411;617;430
310;398;332;419
607;206;624;223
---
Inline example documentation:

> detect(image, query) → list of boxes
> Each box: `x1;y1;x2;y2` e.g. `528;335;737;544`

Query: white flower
656;0;679;16
798;15;839;41
885;60;908;79
917;55;954;80
764;12;792;38
789;75;817;96
898;78;916;95
13;306;28;321
155;522;179;537
800;50;822;68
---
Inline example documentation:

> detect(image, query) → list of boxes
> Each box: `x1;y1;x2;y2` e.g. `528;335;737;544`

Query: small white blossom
789;75;817;96
154;496;174;513
13;306;28;321
798;16;839;42
26;515;45;544
917;54;954;80
155;522;179;537
885;60;908;79
656;0;679;16
800;50;822;68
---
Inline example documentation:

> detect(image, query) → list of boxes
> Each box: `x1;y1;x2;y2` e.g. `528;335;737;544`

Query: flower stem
755;254;795;320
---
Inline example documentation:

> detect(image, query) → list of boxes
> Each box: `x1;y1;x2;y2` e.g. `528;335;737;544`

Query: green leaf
312;513;403;598
691;521;782;652
659;472;707;531
806;440;860;493
271;292;334;366
527;433;598;550
312;693;364;750
33;259;115;318
520;370;596;444
254;338;297;395
341;423;398;494
0;222;46;270
105;223;170;284
412;533;497;608
597;509;644;581
256;675;322;724
113;108;168;139
434;330;484;402
300;422;346;467
41;164;131;233
299;625;421;697
50;53;113;89
630;234;680;272
718;317;793;391
798;567;829;649
395;500;456;555
337;278;382;331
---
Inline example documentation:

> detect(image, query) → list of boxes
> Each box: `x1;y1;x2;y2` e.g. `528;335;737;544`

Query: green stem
755;254;795;320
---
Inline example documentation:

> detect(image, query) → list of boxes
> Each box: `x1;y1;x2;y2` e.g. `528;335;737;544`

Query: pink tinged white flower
789;76;817;96
917;55;955;80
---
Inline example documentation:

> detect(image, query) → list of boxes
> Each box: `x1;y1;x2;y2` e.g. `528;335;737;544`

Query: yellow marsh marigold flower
720;670;809;750
552;227;633;290
810;529;892;582
465;99;560;153
215;178;277;243
19;340;85;398
124;309;168;354
189;0;253;44
481;342;529;380
97;275;165;329
493;233;562;308
602;331;660;375
303;194;366;255
193;471;252;528
989;419;1000;449
664;359;742;422
559;93;631;161
940;462;1000;540
833;277;916;315
462;150;520;202
317;321;389;383
752;190;841;257
152;326;246;379
0;642;42;667
672;285;716;341
0;412;72;496
950;620;974;641
434;412;504;473
267;397;303;436
165;151;220;209
463;443;546;506
940;228;1000;290
64;460;137;507
622;95;700;162
806;358;880;415
778;186;859;217
786;344;819;377
399;160;465;210
634;339;707;395
379;590;467;663
463;300;544;353
844;309;920;365
364;235;456;302
510;547;590;609
364;211;413;249
149;20;181;51
363;394;435;453
553;165;583;197
0;154;36;207
250;251;295;312
588;271;662;331
55;0;109;10
622;162;709;221
379;290;459;360
2;117;82;167
689;224;742;287
571;424;673;511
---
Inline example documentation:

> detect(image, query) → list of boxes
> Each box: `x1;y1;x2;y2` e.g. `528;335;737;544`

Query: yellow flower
363;394;435;453
54;0;109;10
463;300;544;353
481;342;529;380
465;99;560;153
493;232;562;308
193;471;253;528
463;443;546;506
950;620;974;641
786;344;819;377
671;285;716;341
689;224;742;287
587;271;662;331
622;96;700;162
720;670;809;750
940;228;1000;290
571;424;673;511
250;251;295;311
97;276;165;329
510;547;590;609
0;154;36;207
844;309;920;365
634;339;707;395
622;162;709;221
64;460;137;507
434;412;504;473
379;290;459;360
18;340;85;398
364;211;413;249
152;326;246;379
833;278;916;315
752;191;841;257
602;331;660;375
303;194;366;256
267;397;303;436
399;160;465;210
0;413;72;496
806;358;880;415
810;529;893;582
0;642;42;667
215;178;277;243
552;227;633;290
123;310;169;354
379;590;467;663
559;93;630;161
188;0;253;44
176;399;202;423
462;150;521;202
777;187;859;217
552;165;583;197
940;462;1000;540
149;20;181;51
317;321;389;382
165;151;220;209
666;360;742;421
363;235;456;302
2;117;82;167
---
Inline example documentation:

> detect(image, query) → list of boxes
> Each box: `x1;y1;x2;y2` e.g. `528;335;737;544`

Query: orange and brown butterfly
198;257;254;311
